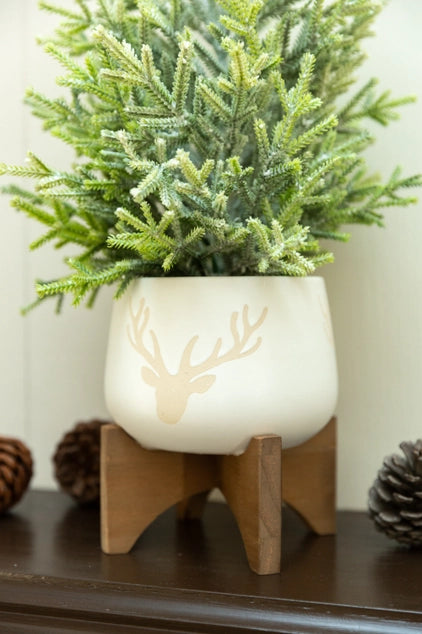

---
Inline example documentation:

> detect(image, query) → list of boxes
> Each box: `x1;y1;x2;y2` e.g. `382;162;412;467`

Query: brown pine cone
368;440;422;546
53;419;107;505
0;437;33;514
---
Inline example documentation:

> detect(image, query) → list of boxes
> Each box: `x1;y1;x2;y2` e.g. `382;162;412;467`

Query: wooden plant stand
101;417;336;575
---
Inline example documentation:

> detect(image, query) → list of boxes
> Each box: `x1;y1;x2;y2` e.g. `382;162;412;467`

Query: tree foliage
1;0;421;308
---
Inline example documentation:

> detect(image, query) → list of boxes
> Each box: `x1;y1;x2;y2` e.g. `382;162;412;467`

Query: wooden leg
177;491;211;520
101;425;217;554
282;417;336;535
101;420;336;573
220;435;282;575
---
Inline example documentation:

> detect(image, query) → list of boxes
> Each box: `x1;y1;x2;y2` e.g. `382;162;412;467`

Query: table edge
1;574;422;634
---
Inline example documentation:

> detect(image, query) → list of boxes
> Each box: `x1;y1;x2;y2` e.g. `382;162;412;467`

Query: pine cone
53;419;107;505
0;437;33;514
368;440;422;546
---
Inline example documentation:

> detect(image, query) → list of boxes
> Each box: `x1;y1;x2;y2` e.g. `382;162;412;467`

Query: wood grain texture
1;491;422;632
101;426;282;573
219;435;282;574
101;424;217;553
283;417;336;534
101;421;336;572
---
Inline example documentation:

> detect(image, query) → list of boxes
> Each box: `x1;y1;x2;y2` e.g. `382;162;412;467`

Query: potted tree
1;0;420;454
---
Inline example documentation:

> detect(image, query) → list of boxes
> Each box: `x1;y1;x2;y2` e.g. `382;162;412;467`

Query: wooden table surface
0;490;421;633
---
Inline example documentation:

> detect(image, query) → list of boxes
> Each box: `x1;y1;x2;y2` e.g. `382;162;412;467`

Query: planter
104;276;338;455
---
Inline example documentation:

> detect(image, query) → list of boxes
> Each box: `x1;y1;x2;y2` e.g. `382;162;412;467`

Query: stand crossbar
101;417;336;575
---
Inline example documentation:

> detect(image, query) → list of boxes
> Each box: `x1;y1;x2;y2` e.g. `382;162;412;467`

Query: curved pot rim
127;274;325;283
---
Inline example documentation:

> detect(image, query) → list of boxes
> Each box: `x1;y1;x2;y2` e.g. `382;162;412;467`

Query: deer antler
127;298;167;376
179;305;268;378
127;299;268;426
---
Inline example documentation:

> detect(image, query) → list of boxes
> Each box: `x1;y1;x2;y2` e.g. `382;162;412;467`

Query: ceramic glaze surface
104;277;338;454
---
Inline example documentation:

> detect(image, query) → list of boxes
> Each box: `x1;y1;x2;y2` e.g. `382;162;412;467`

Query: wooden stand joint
101;418;336;575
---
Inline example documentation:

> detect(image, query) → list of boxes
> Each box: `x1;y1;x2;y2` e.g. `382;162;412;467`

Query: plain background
0;0;421;509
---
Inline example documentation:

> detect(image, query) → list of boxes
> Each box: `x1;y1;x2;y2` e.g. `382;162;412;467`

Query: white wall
323;2;422;508
0;1;421;509
0;1;113;490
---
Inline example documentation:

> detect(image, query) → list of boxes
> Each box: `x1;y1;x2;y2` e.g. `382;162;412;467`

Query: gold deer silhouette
127;298;268;425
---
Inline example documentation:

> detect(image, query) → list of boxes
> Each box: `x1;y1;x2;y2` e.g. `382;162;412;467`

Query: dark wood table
0;490;421;633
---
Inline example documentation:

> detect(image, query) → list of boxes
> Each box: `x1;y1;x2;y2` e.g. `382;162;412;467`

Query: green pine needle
0;0;419;310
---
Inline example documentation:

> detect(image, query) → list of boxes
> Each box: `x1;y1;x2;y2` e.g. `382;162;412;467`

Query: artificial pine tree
1;0;420;310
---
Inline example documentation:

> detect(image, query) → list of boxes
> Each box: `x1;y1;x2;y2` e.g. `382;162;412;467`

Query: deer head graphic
127;298;268;425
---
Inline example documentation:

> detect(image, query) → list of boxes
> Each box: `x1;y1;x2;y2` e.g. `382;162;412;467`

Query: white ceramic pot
104;276;338;454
